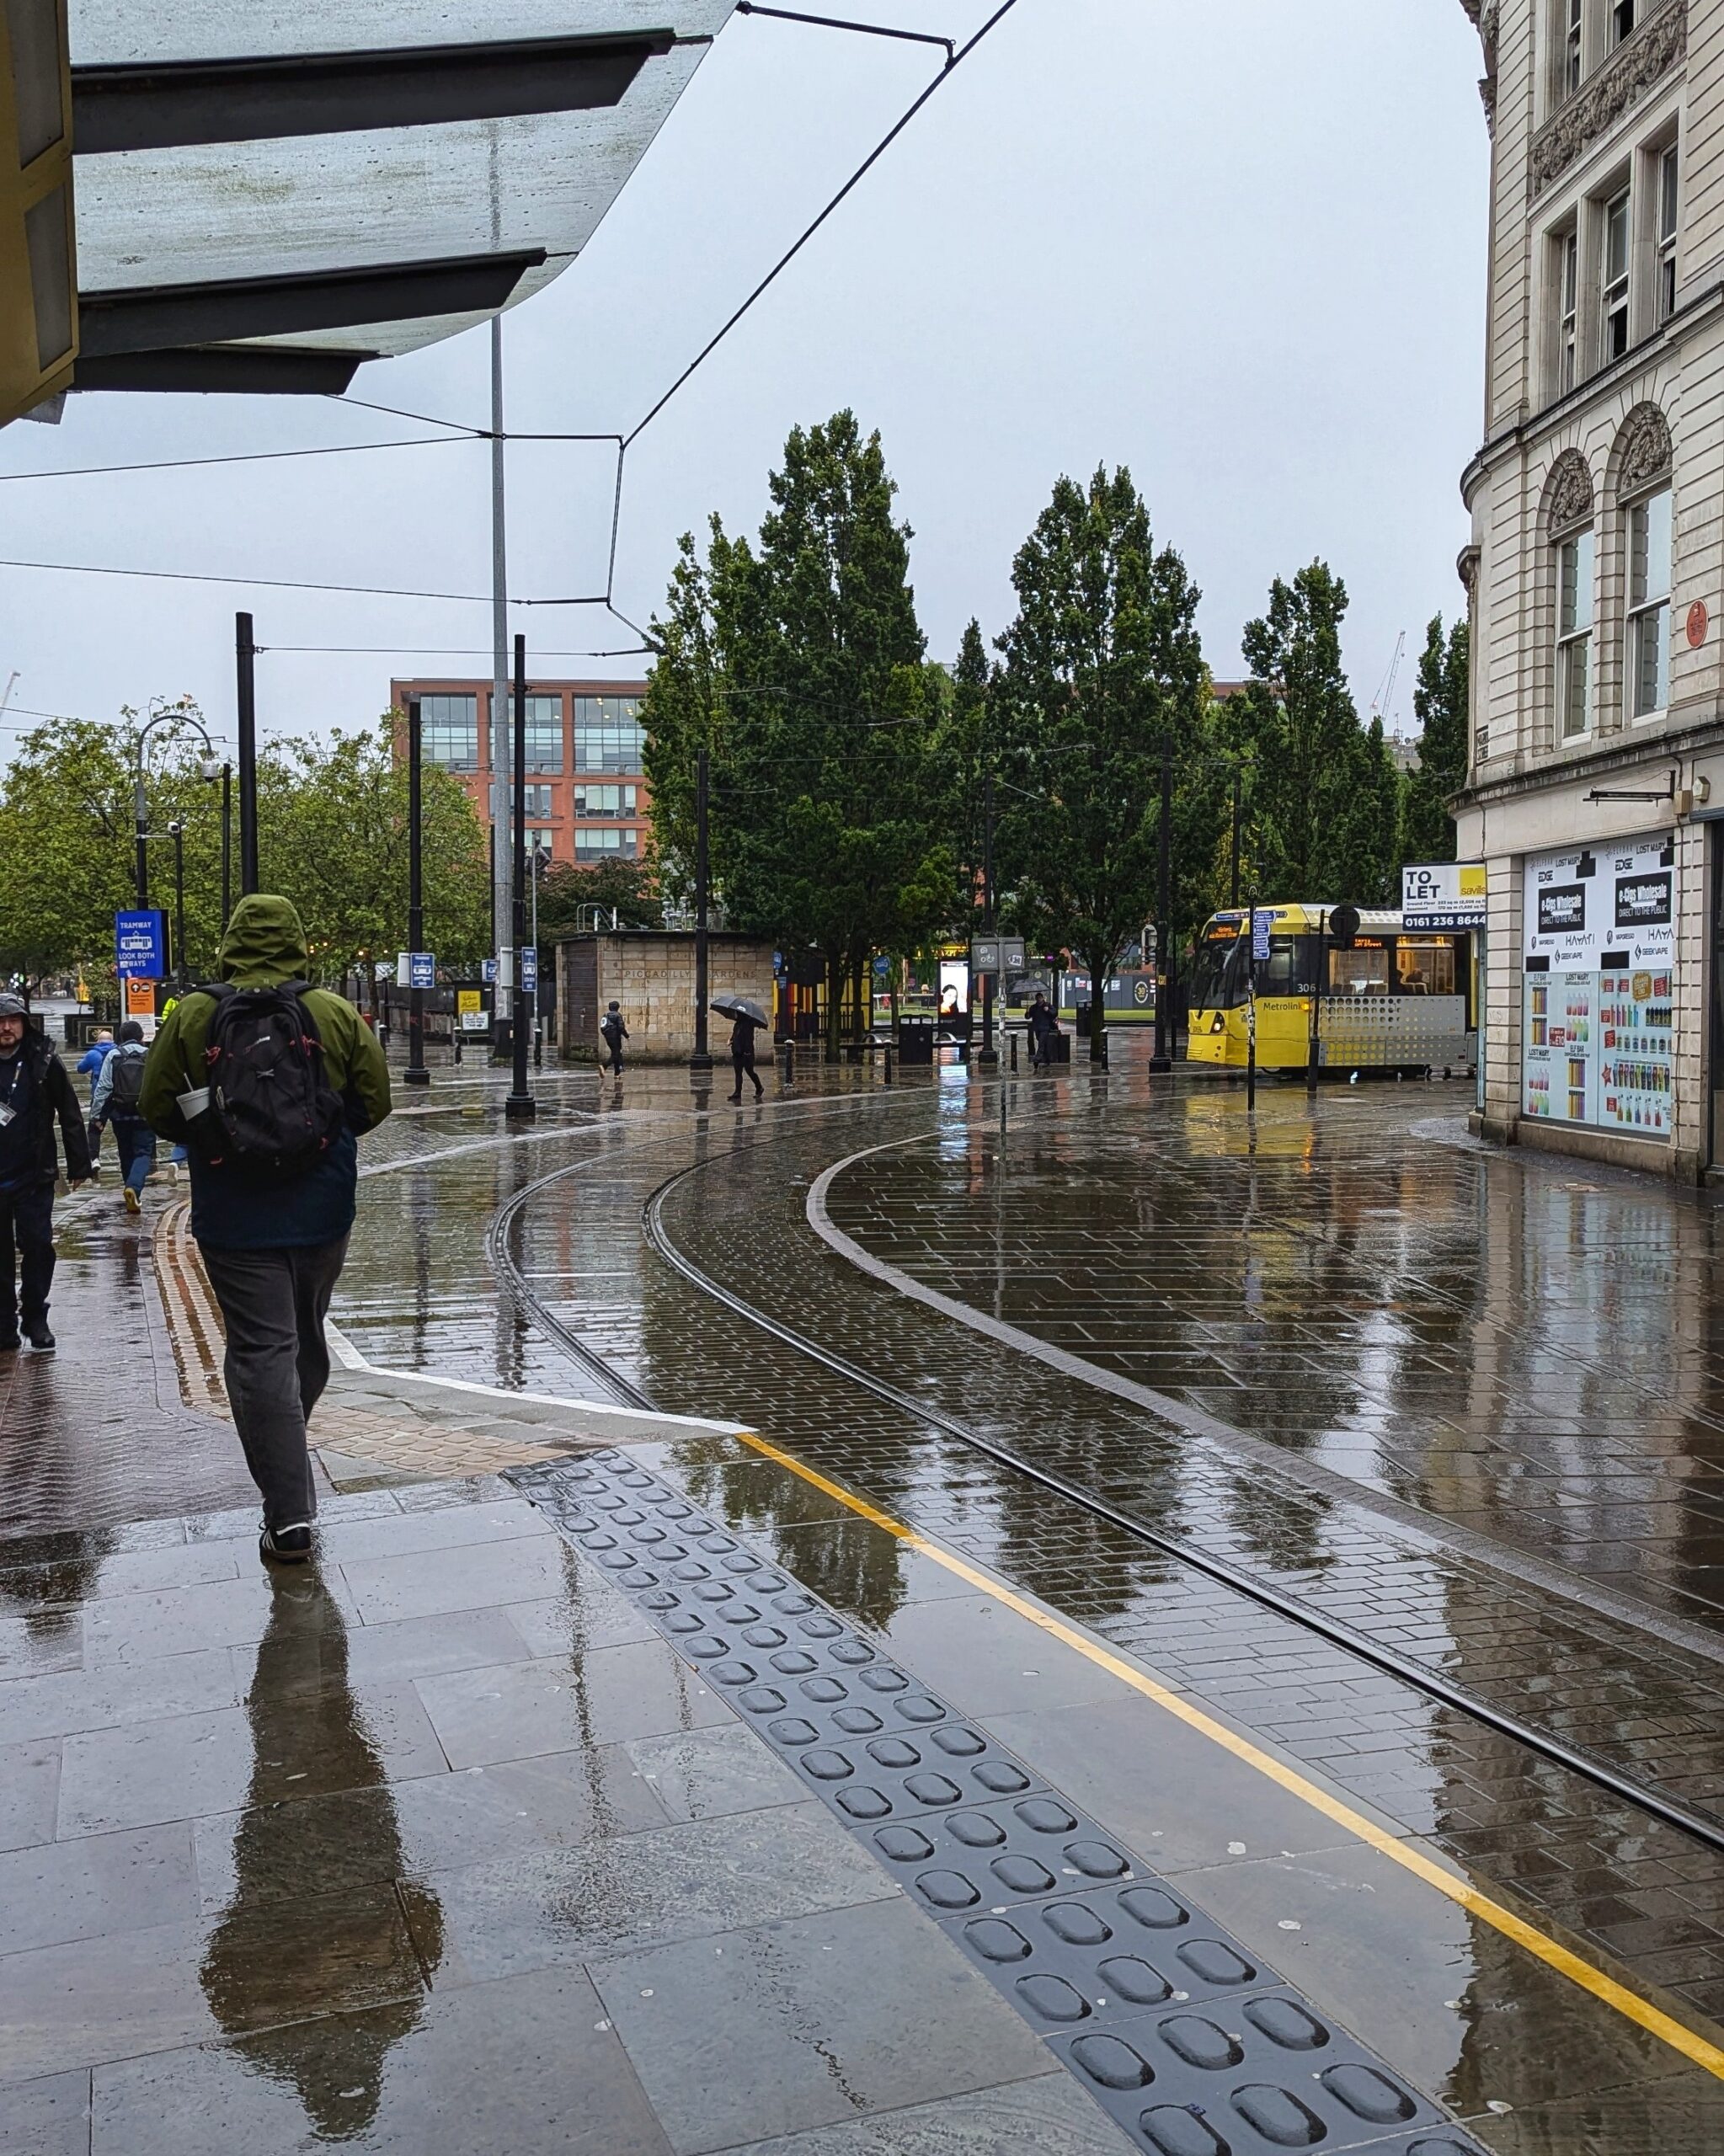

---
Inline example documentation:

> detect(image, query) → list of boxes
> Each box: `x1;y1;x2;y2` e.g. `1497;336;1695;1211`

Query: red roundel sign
1687;600;1709;649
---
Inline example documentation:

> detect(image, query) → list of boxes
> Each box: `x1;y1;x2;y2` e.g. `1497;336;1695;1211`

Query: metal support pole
220;764;232;931
1150;733;1172;1072
1306;906;1327;1096
978;764;997;1068
170;824;186;991
1246;895;1257;1114
132;760;149;910
506;635;536;1119
489;313;513;1063
235;613;259;896
690;747;713;1073
405;697;430;1089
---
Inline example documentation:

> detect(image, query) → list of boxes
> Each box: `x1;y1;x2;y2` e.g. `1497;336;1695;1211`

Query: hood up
216;894;312;986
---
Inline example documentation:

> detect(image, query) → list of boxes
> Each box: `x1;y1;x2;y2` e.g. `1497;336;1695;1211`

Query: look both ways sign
115;910;165;979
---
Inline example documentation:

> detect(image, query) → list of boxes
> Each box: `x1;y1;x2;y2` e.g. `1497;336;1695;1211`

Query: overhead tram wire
0;436;479;483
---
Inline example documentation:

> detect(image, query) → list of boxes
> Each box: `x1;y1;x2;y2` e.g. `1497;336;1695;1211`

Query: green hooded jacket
141;894;392;1248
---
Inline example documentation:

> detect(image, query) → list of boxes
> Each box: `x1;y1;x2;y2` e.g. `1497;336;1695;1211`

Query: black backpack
105;1050;145;1119
193;981;346;1176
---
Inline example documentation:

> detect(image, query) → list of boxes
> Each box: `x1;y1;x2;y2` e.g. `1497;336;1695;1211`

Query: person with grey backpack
90;1019;154;1214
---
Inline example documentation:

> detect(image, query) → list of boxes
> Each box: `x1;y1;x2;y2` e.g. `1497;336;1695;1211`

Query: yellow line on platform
735;1428;1724;2083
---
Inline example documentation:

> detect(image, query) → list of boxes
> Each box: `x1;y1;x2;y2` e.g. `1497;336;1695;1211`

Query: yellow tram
1186;905;1476;1075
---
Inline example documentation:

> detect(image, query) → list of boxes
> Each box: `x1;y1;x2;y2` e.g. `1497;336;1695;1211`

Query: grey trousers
200;1236;348;1531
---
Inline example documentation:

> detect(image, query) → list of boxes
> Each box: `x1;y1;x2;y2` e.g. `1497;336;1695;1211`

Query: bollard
883;1045;894;1086
1010;1033;1018;1071
454;1033;463;1065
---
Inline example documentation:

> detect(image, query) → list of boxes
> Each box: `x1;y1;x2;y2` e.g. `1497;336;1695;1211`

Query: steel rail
636;1152;1724;1861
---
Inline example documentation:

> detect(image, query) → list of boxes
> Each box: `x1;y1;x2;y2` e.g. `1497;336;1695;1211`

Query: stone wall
557;932;777;1063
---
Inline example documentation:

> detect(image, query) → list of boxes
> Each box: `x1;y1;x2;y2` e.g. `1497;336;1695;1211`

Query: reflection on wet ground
825;1077;1724;1630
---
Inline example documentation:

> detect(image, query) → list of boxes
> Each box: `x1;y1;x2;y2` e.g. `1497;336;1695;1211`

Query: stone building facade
1454;0;1724;1177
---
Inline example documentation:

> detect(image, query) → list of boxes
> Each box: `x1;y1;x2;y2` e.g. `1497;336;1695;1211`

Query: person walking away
78;1027;115;1171
600;1000;628;1075
141;896;392;1565
0;992;92;1352
728;1010;764;1102
77;1028;115;1100
91;1019;154;1214
1026;991;1058;1069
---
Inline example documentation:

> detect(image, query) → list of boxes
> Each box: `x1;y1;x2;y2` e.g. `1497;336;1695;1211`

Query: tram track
481;1079;1724;1863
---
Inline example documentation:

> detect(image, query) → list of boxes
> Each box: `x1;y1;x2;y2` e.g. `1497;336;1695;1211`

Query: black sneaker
259;1523;313;1565
22;1321;54;1353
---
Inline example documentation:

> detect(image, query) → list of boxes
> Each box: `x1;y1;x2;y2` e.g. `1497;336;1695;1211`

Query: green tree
994;465;1212;1054
943;618;993;925
1231;560;1399;904
536;856;663;937
643;412;953;1054
1400;614;1470;866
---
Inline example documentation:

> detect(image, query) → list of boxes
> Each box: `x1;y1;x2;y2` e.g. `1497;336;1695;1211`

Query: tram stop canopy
3;2;733;421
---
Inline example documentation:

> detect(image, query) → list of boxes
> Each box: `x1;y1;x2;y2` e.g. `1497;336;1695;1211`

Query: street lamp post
690;747;713;1075
133;706;222;911
1150;733;1173;1073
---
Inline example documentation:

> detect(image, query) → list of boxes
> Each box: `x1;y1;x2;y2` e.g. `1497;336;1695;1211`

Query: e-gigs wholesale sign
1523;835;1675;969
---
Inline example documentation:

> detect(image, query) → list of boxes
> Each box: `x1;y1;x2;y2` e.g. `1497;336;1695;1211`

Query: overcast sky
1;1;1487;761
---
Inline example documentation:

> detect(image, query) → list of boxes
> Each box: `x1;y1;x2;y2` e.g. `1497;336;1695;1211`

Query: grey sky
2;2;1487;759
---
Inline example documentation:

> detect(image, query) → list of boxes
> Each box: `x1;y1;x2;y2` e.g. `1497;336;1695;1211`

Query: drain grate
510;1449;1482;2156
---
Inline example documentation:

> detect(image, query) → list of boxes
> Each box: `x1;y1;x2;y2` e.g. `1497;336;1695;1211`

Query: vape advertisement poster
1522;835;1675;1135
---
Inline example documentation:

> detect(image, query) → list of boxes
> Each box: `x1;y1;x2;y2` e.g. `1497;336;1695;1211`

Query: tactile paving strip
510;1449;1484;2156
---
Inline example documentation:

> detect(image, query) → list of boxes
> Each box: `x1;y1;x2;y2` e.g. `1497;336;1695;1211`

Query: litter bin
898;1017;936;1066
1049;1032;1072;1065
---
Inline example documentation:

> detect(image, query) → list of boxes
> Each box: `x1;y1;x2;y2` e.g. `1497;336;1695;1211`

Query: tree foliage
0;710;490;994
643;412;954;1049
1229;561;1402;906
536;856;663;938
993;465;1215;1050
1400;614;1470;867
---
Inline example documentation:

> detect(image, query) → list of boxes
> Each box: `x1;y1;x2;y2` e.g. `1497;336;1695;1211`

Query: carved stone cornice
1532;0;1685;197
1459;0;1500;136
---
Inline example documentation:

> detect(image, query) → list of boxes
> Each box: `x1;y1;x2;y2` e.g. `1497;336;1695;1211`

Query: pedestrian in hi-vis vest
141;896;392;1566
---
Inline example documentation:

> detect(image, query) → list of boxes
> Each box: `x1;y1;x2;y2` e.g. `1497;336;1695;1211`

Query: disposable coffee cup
176;1086;212;1120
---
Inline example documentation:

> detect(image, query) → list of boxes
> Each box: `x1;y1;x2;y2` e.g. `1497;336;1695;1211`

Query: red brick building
389;677;651;867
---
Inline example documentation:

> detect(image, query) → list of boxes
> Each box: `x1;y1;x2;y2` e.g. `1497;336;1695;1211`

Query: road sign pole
691;748;713;1075
1246;900;1259;1114
506;636;536;1121
236;613;259;897
406;696;430;1089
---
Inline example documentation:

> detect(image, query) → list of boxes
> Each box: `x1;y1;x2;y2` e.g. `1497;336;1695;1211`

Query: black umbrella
711;994;769;1027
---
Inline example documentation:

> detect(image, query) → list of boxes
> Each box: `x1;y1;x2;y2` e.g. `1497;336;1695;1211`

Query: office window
575;782;638;819
1565;0;1583;93
420;693;478;771
1603;188;1631;360
1627;486;1672;718
574;825;640;860
574;695;645;774
522;783;555;818
1659;145;1679;322
1612;0;1636;44
523;694;563;772
1556;527;1595;739
1558;227;1578;392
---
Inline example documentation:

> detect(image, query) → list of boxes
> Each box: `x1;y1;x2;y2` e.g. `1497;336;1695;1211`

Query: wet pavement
7;1047;1724;2148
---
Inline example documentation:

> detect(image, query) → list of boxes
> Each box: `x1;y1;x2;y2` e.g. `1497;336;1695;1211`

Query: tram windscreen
1190;927;1250;1011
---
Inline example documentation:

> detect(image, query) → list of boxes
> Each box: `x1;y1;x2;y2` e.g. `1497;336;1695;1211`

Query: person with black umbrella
713;994;767;1103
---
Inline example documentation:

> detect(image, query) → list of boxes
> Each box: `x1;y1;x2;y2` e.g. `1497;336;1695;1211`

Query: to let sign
115;910;166;979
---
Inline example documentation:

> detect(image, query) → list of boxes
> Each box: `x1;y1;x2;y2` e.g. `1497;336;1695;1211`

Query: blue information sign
1252;908;1272;963
115;910;166;979
409;953;436;990
481;958;497;984
520;947;538;993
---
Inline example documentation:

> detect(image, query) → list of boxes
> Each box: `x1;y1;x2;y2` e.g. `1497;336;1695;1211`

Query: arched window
1544;449;1597;741
1613;404;1673;721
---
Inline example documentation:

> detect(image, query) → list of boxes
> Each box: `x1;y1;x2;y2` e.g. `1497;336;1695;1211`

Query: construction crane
1369;632;1406;727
